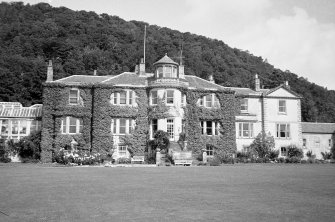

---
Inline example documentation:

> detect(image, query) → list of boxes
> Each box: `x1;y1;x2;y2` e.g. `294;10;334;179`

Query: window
201;121;220;136
198;94;220;108
19;120;27;135
276;124;290;138
12;120;18;134
111;90;136;106
118;145;127;157
165;66;172;78
303;138;307;148
329;139;332;148
206;144;214;156
61;117;83;134
279;100;286;113
181;94;186;107
151;119;158;138
238;123;253;138
1;120;9;135
167;119;174;140
111;118;134;135
205;95;212;107
157;67;163;78
280;147;287;156
151;91;158;105
69;89;80;105
166;90;174;105
240;98;248;112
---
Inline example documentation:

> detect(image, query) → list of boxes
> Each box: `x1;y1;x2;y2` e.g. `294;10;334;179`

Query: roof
55;75;114;84
0;103;42;118
225;87;261;96
264;84;302;98
302;122;335;134
153;54;178;66
185;76;226;90
101;73;147;86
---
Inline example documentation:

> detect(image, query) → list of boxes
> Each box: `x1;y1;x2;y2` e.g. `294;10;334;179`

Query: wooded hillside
0;2;334;122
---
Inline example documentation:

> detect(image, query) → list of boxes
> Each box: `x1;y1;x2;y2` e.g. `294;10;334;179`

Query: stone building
0;102;42;142
40;55;237;162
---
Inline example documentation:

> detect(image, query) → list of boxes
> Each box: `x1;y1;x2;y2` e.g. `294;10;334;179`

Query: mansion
39;54;329;162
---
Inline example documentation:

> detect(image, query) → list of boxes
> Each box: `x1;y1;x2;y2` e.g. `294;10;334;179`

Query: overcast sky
4;0;335;90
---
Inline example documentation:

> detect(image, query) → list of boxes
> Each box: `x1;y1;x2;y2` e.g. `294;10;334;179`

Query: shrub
208;157;221;166
0;156;11;163
306;150;314;158
117;157;131;164
321;152;332;160
249;132;275;158
147;156;156;164
196;152;203;161
165;154;174;164
268;150;279;160
301;159;307;164
285;156;301;163
276;157;285;163
286;145;304;159
15;131;42;160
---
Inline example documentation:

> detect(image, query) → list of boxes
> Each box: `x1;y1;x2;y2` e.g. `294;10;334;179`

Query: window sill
278;112;287;115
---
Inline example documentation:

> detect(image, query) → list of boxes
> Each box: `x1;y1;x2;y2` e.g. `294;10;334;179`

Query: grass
0;164;335;222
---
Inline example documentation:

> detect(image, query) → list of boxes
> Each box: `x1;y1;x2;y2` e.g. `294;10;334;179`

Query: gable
266;88;297;98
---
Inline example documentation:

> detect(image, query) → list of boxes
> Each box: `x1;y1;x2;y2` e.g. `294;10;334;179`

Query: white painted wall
302;133;333;159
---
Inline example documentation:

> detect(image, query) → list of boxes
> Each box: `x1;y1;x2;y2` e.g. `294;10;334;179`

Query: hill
0;2;334;122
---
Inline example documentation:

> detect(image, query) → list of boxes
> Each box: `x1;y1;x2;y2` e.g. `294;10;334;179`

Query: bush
0;156;11;163
301;159;307;164
277;157;285;163
306;150;315;158
117;157;131;164
15;131;42;160
147;156;156;164
268;150;279;160
321;152;332;160
285;157;301;163
208;157;221;166
286;145;304;159
250;132;275;158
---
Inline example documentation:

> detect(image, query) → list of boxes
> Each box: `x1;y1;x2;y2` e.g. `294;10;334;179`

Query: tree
250;132;275;158
149;130;170;153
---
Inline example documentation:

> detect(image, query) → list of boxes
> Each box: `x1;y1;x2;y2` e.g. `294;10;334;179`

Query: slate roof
302;122;335;134
0;103;42;118
153;54;179;66
55;75;114;84
225;87;261;96
185;76;226;90
101;73;147;86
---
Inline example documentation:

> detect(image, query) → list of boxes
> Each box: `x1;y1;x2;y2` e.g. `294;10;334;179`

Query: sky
4;0;335;90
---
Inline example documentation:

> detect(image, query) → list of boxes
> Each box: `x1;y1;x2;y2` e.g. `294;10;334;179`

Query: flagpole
144;25;146;64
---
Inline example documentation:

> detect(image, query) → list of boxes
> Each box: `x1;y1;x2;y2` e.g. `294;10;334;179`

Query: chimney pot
93;70;97;76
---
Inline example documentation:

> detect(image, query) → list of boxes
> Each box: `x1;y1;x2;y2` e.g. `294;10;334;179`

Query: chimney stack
139;58;145;76
284;81;290;89
93;69;97;76
208;74;215;83
46;60;53;82
255;74;260;91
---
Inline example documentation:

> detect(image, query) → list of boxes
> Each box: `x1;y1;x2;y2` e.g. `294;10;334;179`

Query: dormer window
69;89;80;105
111;90;136;106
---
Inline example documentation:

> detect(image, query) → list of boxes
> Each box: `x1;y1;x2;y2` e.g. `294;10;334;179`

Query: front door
167;119;174;141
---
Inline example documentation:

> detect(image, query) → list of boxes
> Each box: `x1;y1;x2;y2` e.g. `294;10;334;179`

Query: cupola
153;54;179;79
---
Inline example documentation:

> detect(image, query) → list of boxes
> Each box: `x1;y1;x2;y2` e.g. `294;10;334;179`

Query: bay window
166;90;174;105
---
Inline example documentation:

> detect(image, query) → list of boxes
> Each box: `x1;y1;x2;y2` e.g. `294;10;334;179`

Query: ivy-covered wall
41;82;237;163
185;90;236;158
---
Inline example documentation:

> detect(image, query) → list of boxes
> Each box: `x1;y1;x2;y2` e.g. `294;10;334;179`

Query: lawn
0;164;334;222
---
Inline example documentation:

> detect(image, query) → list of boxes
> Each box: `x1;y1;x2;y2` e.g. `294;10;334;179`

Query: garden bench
131;156;145;164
